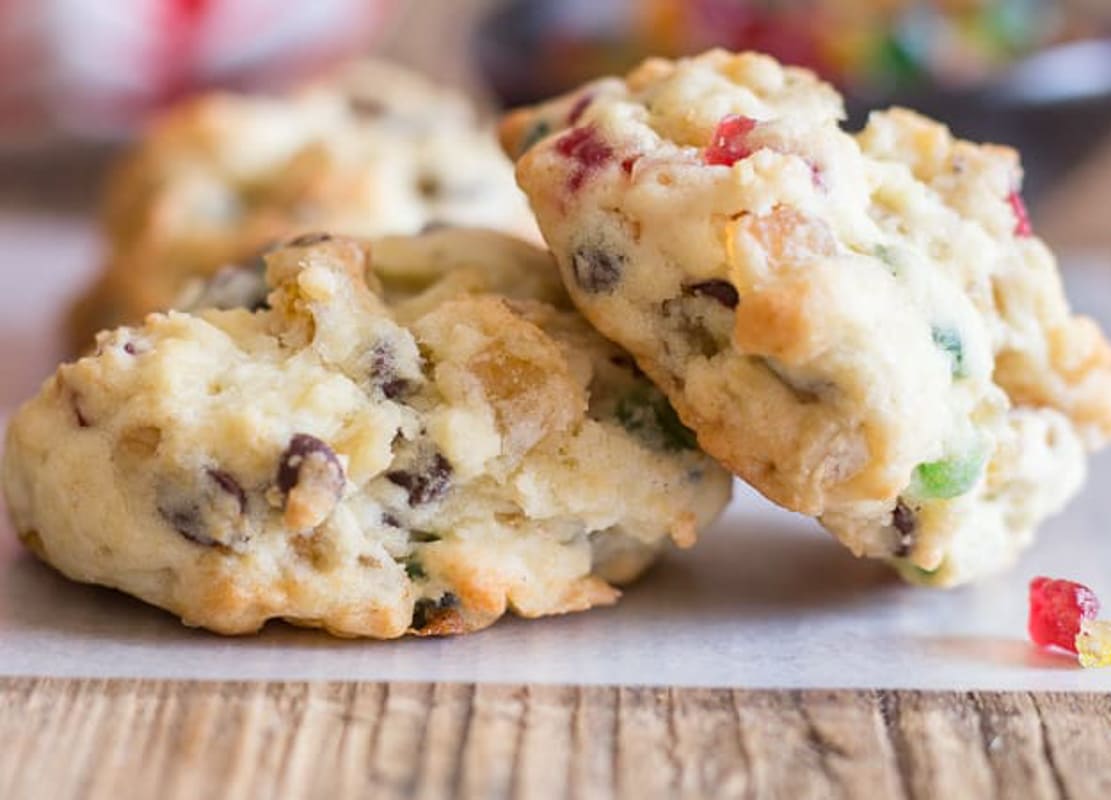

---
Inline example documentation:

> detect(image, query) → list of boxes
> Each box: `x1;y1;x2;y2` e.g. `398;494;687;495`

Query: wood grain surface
2;679;1110;800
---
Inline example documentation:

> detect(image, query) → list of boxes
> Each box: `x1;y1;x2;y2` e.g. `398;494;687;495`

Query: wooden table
3;679;1110;798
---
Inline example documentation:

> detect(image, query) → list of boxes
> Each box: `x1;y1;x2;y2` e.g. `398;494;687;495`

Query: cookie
68;59;538;349
5;230;731;637
500;49;1111;585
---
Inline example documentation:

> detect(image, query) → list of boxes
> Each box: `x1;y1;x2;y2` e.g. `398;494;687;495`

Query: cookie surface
5;230;730;636
69;59;538;348
501;49;1111;585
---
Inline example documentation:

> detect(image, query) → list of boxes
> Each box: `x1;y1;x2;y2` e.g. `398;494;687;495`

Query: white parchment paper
2;213;1110;689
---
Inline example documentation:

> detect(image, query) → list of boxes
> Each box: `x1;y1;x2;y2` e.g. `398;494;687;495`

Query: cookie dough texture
5;230;731;637
69;59;538;348
501;49;1111;585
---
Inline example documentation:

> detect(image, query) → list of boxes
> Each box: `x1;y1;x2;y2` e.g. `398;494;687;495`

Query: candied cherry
704;115;758;167
1028;577;1100;653
556;126;614;191
1009;191;1032;238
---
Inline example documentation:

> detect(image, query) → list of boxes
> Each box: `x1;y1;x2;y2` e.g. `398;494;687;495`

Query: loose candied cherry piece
1029;577;1100;653
1009;191;1032;237
556;126;614;191
704;115;758;166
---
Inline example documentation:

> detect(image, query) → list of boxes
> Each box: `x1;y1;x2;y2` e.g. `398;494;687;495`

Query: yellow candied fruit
1076;619;1111;668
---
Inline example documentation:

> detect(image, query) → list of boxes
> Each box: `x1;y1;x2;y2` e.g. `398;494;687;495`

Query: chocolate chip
386;453;452;506
609;354;646;378
277;434;345;496
159;469;249;548
685;280;739;309
159;505;216;547
892;499;917;557
571;246;624;293
411;592;459;630
206;468;246;515
369;345;409;400
286;232;333;248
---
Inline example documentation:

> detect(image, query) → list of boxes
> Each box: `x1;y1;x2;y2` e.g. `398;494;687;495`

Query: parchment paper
2;213;1109;689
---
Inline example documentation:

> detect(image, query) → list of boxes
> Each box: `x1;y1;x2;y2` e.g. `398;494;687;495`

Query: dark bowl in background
475;1;1111;204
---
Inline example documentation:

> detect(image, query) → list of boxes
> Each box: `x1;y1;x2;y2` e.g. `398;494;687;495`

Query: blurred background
1;0;1110;214
0;0;1106;222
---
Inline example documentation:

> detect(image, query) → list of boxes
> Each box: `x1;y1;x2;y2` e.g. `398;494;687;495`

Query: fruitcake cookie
500;49;1111;585
5;231;730;637
68;59;537;348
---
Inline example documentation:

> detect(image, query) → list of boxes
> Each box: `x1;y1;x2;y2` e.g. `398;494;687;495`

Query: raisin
1029;577;1100;653
382;513;401;528
387;453;453;506
571;247;624;293
685;279;739;309
286;232;333;247
206;468;246;515
891;499;916;557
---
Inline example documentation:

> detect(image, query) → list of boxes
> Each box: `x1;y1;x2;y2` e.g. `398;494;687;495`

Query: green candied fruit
931;326;967;378
909;447;987;500
874;244;899;274
892;558;945;585
404;558;426;581
615;387;698;452
518;119;552;156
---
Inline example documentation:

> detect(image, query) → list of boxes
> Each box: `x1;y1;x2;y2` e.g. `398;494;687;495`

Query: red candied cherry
556;126;614;191
704;115;758;166
567;94;594;125
1029;576;1100;653
1009;191;1032;238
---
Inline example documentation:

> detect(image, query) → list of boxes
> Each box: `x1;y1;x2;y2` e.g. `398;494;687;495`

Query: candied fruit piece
1077;619;1111;668
1029;577;1100;653
556;126;614;191
909;446;986;500
704;115;757;167
1009;191;1032;238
